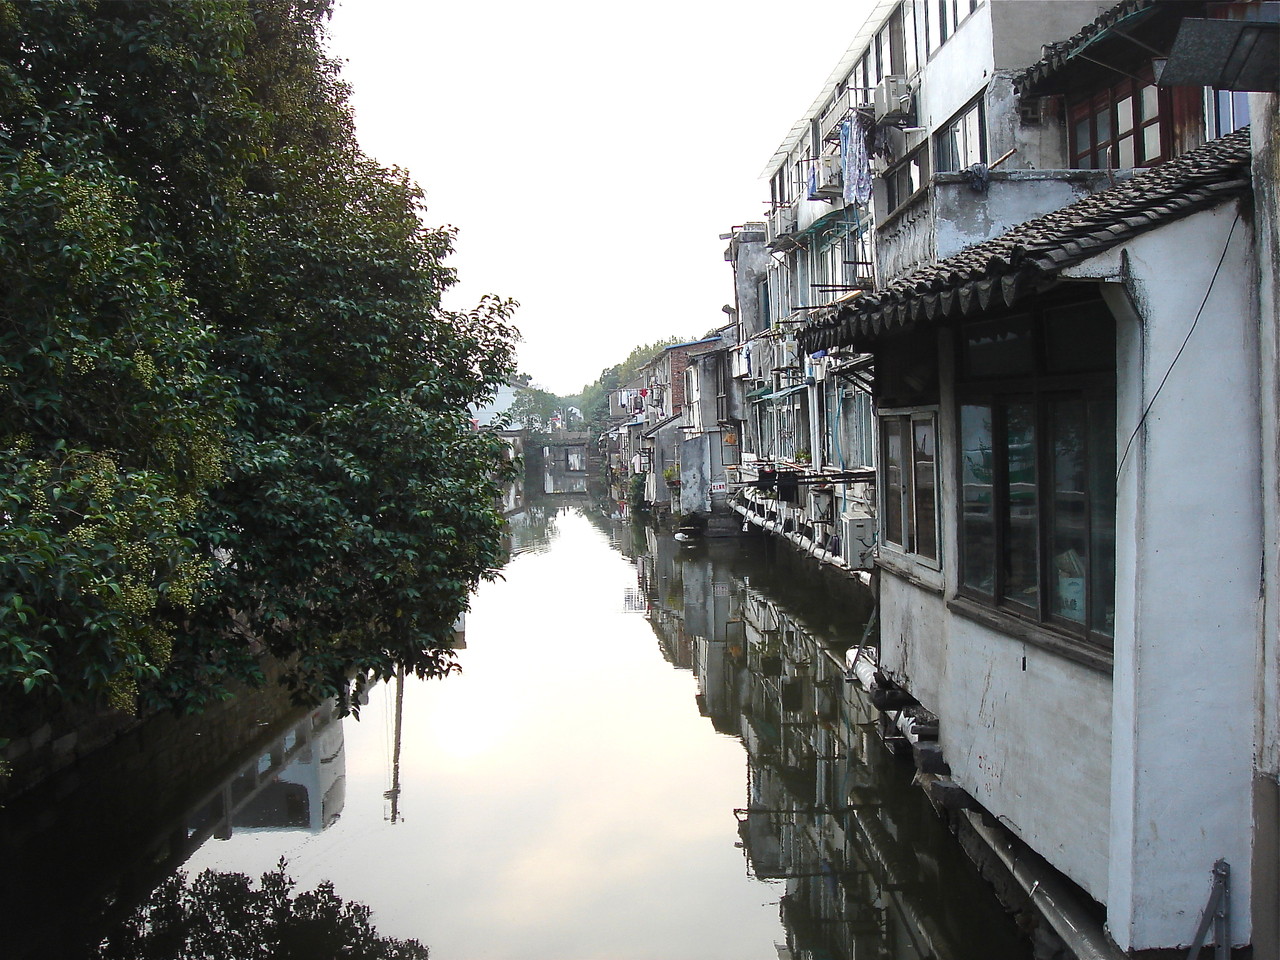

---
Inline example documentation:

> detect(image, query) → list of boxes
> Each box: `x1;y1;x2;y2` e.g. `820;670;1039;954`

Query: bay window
956;296;1116;647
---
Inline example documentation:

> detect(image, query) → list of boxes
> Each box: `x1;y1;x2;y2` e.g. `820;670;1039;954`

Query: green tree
507;385;562;432
0;0;517;717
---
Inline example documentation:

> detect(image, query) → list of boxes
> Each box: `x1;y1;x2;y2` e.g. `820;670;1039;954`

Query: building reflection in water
617;523;1030;960
0;692;350;959
188;699;347;844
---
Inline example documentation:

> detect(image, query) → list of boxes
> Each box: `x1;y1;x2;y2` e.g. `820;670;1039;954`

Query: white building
784;1;1276;955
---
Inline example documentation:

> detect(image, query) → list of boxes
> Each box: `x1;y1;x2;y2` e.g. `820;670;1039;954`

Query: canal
2;504;1032;959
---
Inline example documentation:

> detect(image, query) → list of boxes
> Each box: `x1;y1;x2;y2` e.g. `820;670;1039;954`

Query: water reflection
2;504;1030;959
0;694;349;959
192;700;346;840
613;524;1031;960
98;862;429;960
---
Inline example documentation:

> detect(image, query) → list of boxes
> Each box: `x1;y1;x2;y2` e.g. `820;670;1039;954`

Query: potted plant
663;464;681;487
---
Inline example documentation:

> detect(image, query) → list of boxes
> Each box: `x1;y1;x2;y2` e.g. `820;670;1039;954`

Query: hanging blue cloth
840;116;873;206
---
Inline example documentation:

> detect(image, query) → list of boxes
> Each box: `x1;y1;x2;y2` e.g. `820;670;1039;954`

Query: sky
325;0;875;396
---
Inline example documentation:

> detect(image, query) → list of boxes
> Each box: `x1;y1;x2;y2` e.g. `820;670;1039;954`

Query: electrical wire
1115;212;1241;482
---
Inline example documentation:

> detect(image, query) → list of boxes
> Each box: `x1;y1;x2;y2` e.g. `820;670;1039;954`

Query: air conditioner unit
813;154;843;198
770;205;798;241
778;337;800;369
808;488;835;524
873;76;913;123
842;515;876;570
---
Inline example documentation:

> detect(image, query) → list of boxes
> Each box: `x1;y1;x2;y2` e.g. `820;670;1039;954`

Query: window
928;0;974;53
956;296;1116;646
885;145;929;213
881;411;938;560
565;446;586;472
935;99;985;172
1209;88;1251;137
1069;65;1168;169
902;0;921;76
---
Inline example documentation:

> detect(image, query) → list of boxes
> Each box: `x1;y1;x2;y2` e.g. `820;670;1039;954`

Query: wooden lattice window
1068;65;1169;170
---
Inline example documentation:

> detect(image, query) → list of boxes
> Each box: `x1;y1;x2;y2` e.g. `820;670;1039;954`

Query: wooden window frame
1068;63;1170;169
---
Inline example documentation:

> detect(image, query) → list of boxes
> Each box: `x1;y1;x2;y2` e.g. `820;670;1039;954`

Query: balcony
875;168;1135;284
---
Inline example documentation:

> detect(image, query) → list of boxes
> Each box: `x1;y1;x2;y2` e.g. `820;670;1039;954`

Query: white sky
326;0;875;396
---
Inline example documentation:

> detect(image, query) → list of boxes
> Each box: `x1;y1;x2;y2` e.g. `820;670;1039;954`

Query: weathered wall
1251;92;1280;960
878;572;1114;902
934;170;1128;260
1091;203;1260;951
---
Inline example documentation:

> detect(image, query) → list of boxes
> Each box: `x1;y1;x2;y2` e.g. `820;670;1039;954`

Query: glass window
960;404;995;594
1047;398;1086;623
956;298;1117;649
881;410;938;560
885;146;928;213
1002;402;1039;608
882;415;906;547
1212;88;1251;137
913;418;937;559
902;0;920;76
1069;66;1167;169
962;314;1034;378
936;99;986;172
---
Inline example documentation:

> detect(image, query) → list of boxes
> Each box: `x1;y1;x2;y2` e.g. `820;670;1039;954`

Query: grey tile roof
1013;0;1172;95
798;128;1251;354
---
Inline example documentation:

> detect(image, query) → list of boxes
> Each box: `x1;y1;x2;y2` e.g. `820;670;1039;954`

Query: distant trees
1;0;516;716
574;336;687;435
507;385;562;432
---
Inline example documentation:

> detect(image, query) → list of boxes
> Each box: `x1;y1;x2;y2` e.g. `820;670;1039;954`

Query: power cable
1115;212;1241;482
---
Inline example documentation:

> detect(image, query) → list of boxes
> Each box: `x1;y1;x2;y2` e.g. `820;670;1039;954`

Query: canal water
1;504;1032;960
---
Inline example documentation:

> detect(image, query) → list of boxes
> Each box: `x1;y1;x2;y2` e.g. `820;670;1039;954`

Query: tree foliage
573;336;687;436
1;0;517;717
506;385;563;432
98;862;431;959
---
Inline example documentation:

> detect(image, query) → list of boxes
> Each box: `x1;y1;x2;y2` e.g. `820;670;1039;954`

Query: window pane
1096;107;1111;146
903;0;919;76
1048;399;1087;623
1143;123;1162;163
1074;116;1092;159
1141;84;1159;121
1044;299;1115;373
937;125;958;172
913;418;937;560
1088;397;1117;639
1003;402;1039;609
1231;91;1250;130
882;416;905;546
964;105;983;165
960;404;995;595
1116;96;1133;134
963;314;1035;378
1117;135;1135;168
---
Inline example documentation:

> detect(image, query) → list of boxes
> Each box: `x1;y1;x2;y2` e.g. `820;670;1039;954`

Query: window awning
755;384;807;402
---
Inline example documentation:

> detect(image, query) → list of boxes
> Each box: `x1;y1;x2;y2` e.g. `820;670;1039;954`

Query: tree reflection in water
97;861;429;960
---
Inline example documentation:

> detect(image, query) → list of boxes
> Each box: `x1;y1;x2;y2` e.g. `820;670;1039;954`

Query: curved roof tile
798;129;1251;354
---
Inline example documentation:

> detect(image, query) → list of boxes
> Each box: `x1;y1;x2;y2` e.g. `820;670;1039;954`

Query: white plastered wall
880;200;1262;943
1086;201;1260;951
